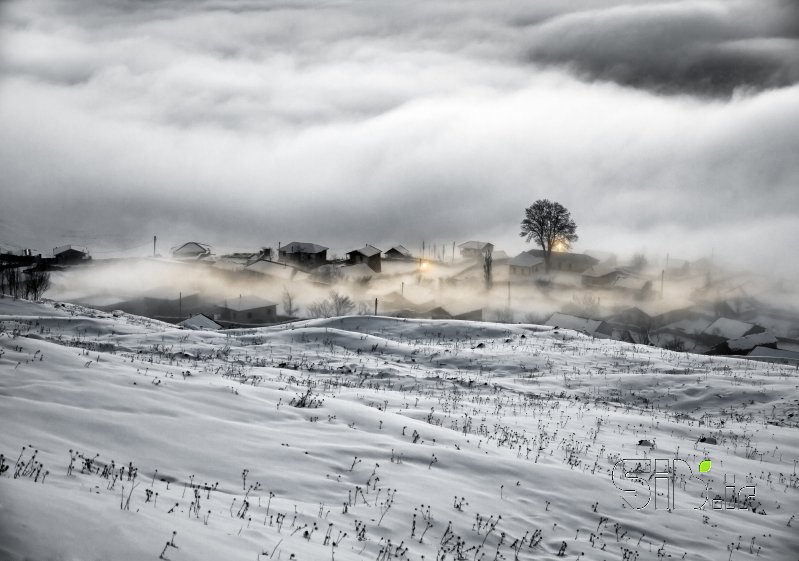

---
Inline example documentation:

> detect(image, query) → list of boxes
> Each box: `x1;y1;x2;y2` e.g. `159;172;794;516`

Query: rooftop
279;242;328;254
218;295;277;311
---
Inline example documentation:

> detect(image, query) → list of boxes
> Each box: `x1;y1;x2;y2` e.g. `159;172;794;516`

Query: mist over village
1;1;798;560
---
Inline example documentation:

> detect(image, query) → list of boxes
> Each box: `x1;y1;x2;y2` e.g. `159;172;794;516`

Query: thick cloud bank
1;0;797;275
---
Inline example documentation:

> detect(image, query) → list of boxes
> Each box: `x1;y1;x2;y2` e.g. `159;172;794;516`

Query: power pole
153;235;157;257
374;297;378;316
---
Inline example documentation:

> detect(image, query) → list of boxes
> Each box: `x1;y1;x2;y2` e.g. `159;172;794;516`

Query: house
545;312;613;337
523;249;599;273
604;307;653;331
278;242;328;269
384;246;413;260
216;296;277;325
172;242;211;260
508;252;545;277
660;317;713;335
219;248;271;267
747;346;799;365
581;264;622;287
708;331;777;355
339;263;377;281
611;276;653;300
458;241;494;260
53;245;90;265
702;318;764;340
244;259;307;282
179;314;222;331
346;245;382;272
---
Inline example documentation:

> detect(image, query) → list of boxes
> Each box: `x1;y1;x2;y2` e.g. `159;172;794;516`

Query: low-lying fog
46;253;798;330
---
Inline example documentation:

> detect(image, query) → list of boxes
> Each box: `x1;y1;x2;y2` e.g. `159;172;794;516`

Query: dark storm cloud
523;1;799;96
0;0;798;276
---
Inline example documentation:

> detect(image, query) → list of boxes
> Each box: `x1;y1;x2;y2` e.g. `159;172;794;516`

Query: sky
1;0;798;274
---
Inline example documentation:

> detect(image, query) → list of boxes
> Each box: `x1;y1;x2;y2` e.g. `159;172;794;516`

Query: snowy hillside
1;298;797;561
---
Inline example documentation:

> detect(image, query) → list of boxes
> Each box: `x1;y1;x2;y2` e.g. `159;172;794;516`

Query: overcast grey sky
1;0;798;273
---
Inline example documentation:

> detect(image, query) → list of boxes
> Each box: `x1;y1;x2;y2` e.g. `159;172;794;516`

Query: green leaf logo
699;460;712;473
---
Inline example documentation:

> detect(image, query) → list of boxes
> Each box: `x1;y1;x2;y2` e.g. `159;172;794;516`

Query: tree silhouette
520;199;578;272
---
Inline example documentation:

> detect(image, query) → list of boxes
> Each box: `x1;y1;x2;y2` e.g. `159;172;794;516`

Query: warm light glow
552;241;568;252
420;261;429;271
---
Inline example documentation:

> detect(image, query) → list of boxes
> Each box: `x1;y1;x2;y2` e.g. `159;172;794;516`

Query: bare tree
282;287;298;317
25;269;51;300
330;290;354;316
2;267;22;298
520;199;578;272
308;290;356;318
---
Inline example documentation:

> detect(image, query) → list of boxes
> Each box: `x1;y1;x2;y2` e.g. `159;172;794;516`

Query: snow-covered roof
509;253;544;267
613;277;650;290
458;241;493;250
747;346;799;363
347;245;381;258
172;242;210;256
582;264;619;278
662;318;713;335
179;314;222;331
727;331;776;352
492;250;510;260
219;295;277;312
279;242;328;254
53;245;87;256
545;312;605;334
385;245;411;257
703;318;757;340
525;249;599;265
245;259;300;280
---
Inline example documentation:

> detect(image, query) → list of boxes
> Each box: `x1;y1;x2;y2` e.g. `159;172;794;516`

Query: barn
346;245;382;272
216;296;277;325
53;245;90;265
278;242;328;269
172;242;211;260
384;245;413;260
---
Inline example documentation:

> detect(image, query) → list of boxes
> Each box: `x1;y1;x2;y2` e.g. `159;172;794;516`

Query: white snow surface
1;298;798;561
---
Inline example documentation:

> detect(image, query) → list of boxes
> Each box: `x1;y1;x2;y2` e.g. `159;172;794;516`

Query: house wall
510;263;544;276
280;251;327;268
217;305;277;324
461;248;485;260
55;250;88;265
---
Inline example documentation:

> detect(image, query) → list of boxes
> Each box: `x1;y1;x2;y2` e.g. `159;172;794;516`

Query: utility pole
401;281;404;296
153;235;157;257
179;291;182;319
660;270;665;299
374;298;378;316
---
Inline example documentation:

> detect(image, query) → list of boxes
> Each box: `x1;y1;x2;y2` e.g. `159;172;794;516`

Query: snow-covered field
1;298;797;561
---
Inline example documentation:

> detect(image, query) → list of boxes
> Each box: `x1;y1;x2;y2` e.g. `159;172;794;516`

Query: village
1;238;798;366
